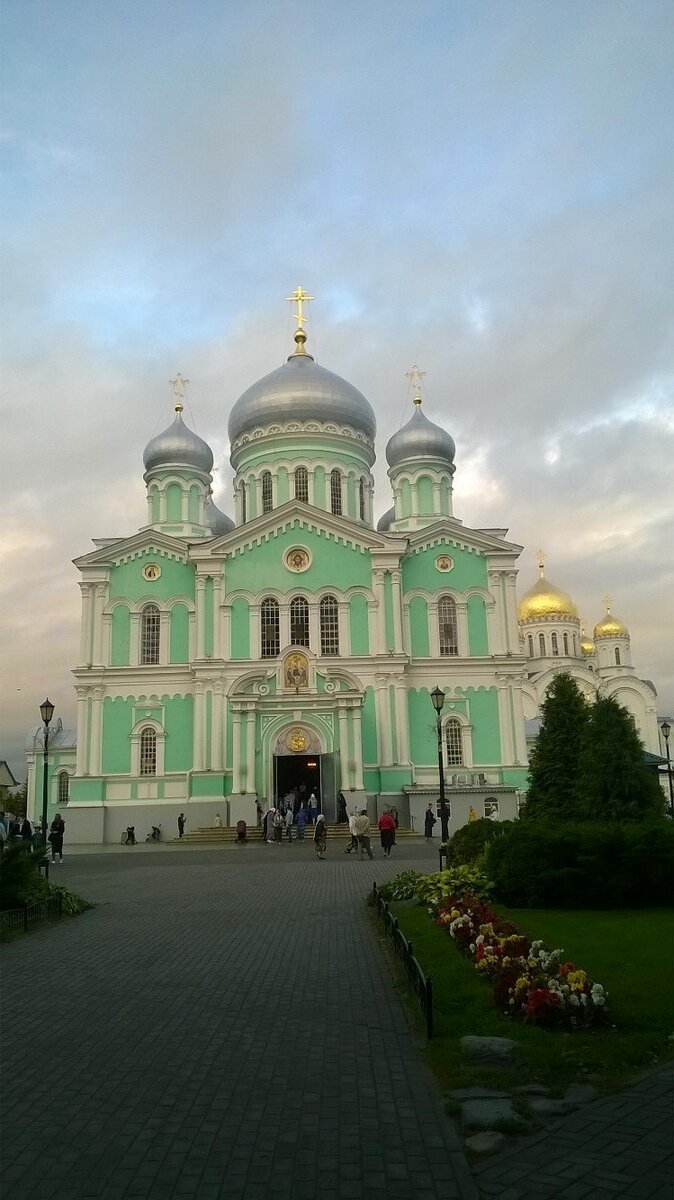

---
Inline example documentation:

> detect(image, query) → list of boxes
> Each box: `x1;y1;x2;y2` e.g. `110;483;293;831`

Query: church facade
25;300;661;842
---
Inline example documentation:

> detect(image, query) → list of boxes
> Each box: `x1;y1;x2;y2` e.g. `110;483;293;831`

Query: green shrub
376;865;493;905
0;843;49;908
486;820;674;908
446;817;513;865
376;870;423;902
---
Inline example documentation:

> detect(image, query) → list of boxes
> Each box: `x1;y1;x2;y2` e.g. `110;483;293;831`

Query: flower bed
435;893;608;1027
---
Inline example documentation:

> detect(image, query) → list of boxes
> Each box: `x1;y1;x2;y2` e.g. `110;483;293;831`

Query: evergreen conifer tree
523;673;589;820
578;695;665;821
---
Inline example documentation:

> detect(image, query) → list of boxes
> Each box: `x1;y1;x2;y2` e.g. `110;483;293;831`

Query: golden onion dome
580;634;596;656
593;604;629;640
518;562;578;622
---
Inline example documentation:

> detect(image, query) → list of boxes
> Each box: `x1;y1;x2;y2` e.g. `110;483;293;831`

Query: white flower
592;995;606;1007
476;934;485;946
580;993;588;1006
568;994;580;1007
591;983;605;997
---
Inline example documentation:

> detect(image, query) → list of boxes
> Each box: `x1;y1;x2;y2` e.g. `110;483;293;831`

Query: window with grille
260;597;280;657
261;471;273;514
359;477;366;521
58;771;69;805
290;596;310;647
538;633;546;656
438;596;458;656
320;595;339;655
294;466;309;503
527;635;534;656
330;469;342;516
444;719;463;766
140;728;157;776
141;604;160;664
551;632;559;656
615;647;621;665
563;632;569;655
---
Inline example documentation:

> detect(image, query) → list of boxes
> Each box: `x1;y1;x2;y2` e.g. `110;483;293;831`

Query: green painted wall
167;482;182;522
191;774;226;797
440;478;450;515
314;465;326;508
231;597;250;658
277;467;289;505
379;767;412;791
204;578;214;657
349;594;369;655
408;688;436;765
109;551;194;603
465;687;501;763
102;697;134;773
150;488;160;522
111;604;131;666
418;475;434;514
400;478;412;517
70;778;105;803
164;695;193;772
409;596;430;656
227;526;371;594
467;594;489;655
170;603;190;663
402;543;488;594
188;485;200;523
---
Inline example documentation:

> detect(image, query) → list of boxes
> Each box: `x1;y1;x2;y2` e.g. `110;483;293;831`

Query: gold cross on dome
286;286;314;331
169;373;189;412
406;364;426;404
536;548;547;575
602;594;613;614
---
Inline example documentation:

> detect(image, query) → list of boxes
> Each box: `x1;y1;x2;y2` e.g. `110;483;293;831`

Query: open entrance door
275;754;322;812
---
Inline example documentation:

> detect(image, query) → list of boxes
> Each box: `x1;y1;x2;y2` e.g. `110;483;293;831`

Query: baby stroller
146;825;161;842
125;826;136;845
235;820;247;844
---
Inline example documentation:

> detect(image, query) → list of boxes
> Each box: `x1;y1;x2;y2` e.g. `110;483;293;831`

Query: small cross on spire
169;373;189;413
536;549;547;576
602;594;613;614
286;286;314;332
406;364;426;405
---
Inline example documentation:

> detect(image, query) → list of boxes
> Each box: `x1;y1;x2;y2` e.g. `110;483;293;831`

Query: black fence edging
0;895;63;934
371;882;434;1039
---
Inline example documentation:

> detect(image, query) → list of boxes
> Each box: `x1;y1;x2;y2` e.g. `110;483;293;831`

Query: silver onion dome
205;494;235;536
385;402;455;469
377;506;395;532
228;339;376;443
144;412;214;475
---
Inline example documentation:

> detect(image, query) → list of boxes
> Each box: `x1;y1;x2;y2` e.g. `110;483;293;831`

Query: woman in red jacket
378;810;396;857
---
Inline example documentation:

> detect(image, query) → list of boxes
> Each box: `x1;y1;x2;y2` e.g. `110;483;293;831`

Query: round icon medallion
285;547;311;573
435;554;454;573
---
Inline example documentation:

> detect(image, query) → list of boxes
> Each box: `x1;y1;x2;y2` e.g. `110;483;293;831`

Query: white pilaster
75;689;88;775
395;678;410;763
373;571;386;655
488;572;506;655
212;577;223;658
196;576;207;659
246;706;256;795
193;684;205;771
212;686;224;770
93;585;107;666
496;677;514;765
79;584;94;665
504;572;519;653
90;687;104;776
352;704;364;790
232;709;242;792
338;705;350;789
376;677;393;765
338;602;349;656
390;570;403;653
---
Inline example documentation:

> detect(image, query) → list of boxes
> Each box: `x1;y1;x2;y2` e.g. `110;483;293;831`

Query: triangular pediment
73;528;189;569
190;500;400;558
406;518;523;559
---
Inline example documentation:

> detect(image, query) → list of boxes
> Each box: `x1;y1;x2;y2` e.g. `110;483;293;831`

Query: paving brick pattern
473;1065;673;1200
1;842;477;1200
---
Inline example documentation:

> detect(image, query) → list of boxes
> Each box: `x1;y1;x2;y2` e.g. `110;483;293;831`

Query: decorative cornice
230;418;374;456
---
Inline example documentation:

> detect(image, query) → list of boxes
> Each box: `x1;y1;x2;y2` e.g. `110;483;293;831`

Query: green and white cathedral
26;301;661;842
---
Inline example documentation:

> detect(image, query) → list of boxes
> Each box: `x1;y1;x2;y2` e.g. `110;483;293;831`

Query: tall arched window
438;596;458;656
57;771;69;805
538;633;546;656
444;718;463;766
551;632;559;656
261;471;273;514
260;597;280;657
330;469;342;516
563;632;569;655
290;596;310;647
294;465;309;503
140;604;160;664
615;646;621;665
359;477;367;521
320;595;339;655
140;728;157;776
527;635;534;657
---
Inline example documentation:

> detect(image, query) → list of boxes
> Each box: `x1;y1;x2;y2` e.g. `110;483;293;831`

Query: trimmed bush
485;820;674;908
446;817;513;865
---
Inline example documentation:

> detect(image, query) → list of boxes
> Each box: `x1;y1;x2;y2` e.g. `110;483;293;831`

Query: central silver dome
228;351;376;443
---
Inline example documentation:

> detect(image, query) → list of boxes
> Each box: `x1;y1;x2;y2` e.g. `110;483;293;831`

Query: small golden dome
580;635;595;656
518;562;578;622
593;605;629;640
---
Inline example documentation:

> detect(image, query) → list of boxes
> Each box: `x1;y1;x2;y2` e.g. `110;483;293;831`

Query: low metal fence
0;894;63;934
372;882;433;1038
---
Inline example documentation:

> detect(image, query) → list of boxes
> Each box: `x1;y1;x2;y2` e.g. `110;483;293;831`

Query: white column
181;488;188;521
76;689;88;774
488;572;505;655
373;571;386;655
352;704;364;789
193;684;205;771
246;707;256;795
410;486;419;516
93;585;107;666
433;481;441;512
457;603;469;657
79;584;94;665
159;487;167;522
232;709;242;792
511;678;527;765
428;601;440;657
159;609;169;665
130;613;140;667
496;678;514;766
222;605;232;661
504;572;519;654
308;470;315;506
338;602;349;656
390;570;403;653
279;603;290;650
90;687;104;776
250;604;260;659
338;705;350;789
212;686;224;770
309;605;320;655
376;678;393;765
196;576;207;659
395;679;410;763
212;577;222;658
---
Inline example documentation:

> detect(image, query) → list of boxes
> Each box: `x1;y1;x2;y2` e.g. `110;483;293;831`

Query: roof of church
144;411;214;475
385;398;455;469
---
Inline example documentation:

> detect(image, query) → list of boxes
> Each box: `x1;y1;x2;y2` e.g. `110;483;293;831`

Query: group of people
261;789;320;846
0;810;65;861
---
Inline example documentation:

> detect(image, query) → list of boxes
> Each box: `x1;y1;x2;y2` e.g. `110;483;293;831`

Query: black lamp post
39;698;55;845
661;720;673;819
430;686;449;845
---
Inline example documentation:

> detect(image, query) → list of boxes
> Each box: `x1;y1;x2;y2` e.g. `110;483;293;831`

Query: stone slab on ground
461;1036;519;1061
449;1088;510;1100
563;1084;598;1105
526;1097;578;1118
465;1133;506;1156
461;1099;531;1134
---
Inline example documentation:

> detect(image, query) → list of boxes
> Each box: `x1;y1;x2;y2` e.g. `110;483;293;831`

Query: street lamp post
430;686;449;845
661;720;673;819
39;698;55;845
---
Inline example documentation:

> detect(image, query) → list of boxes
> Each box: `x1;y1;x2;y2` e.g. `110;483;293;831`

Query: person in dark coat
337;792;348;823
21;817;33;843
49;814;65;862
424;804;437;840
378;810;396;856
177;812;186;838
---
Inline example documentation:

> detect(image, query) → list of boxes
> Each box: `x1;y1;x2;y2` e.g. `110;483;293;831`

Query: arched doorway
271;723;337;820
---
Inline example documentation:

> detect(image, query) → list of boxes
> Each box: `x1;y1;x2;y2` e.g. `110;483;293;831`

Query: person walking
177;812;186;839
263;807;275;843
49;813;65;862
313;812;327;860
353;809;374;860
213;812;222;828
307;791;318;824
273;809;284;845
285;806;295;842
295;805;309;842
337;791;348;823
21;816;33;844
344;809;359;854
378;810;396;857
424;804;437;840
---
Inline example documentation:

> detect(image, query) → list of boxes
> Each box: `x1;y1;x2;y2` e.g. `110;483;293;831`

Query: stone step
176;824;421;843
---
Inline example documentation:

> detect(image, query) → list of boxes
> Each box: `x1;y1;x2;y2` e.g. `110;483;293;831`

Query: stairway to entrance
176;823;422;844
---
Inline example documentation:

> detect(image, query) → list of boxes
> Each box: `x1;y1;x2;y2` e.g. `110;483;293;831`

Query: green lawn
387;903;674;1094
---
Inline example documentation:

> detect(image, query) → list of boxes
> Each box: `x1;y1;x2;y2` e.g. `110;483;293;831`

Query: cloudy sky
2;0;673;780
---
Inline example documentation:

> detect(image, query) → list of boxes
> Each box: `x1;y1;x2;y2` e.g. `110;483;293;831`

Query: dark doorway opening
274;754;321;813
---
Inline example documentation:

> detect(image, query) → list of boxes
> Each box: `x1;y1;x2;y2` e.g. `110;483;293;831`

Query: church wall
349;594;369;655
230;597;251;658
169;603;190;662
383;573;395;651
409;596;431;656
408;688;436;765
102;697;134;773
109;552;195;603
402;543;488;594
204;579;214;657
465;686;502;763
314;465;326;507
225;527;371;595
277;466;289;504
164;695;193;772
111;605;131;665
362;686;378;763
467;595;489;655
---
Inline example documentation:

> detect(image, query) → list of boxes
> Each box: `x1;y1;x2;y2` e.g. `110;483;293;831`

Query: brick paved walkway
1;843;477;1200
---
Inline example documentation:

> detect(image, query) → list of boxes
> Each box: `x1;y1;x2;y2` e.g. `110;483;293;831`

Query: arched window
57;771;69;805
294;466;309;503
538;633;546;656
261;470;273;514
320;595;339;655
241;484;247;524
140;604;160;664
444;718;463;766
290;596;310;647
260;597;280;657
563;632;569;655
527;635;534;657
139;728;157;776
615;646;621;665
551;632;559;656
359;477;367;521
330;469;342;516
438;596;458;656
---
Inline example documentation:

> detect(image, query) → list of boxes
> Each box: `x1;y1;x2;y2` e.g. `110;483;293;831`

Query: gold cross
406;364;426;404
536;548;547;575
169;373;189;413
286;286;314;331
602;594;613;614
